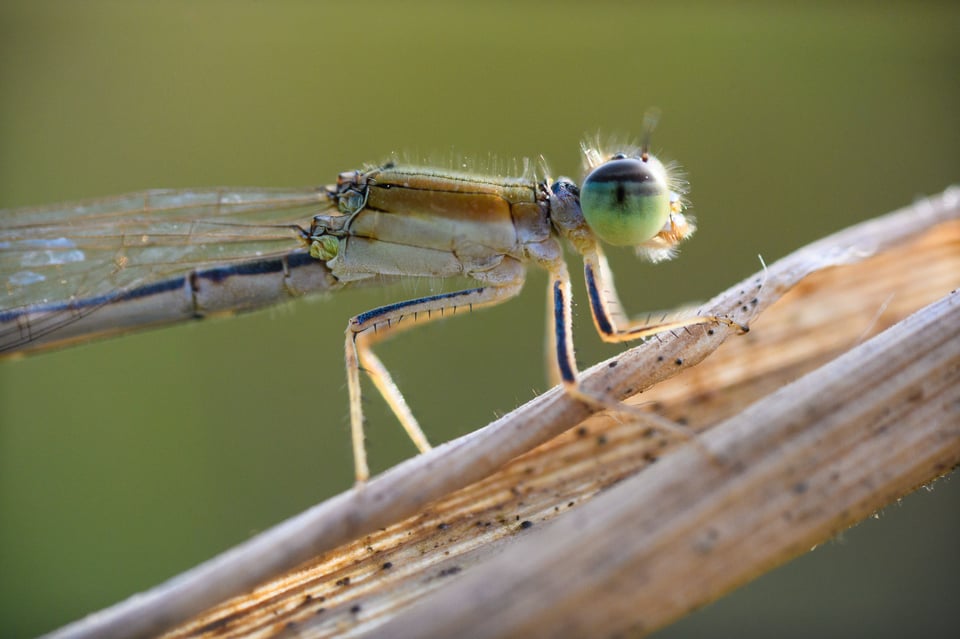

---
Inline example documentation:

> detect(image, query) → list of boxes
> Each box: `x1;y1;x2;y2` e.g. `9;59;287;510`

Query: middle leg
541;251;721;443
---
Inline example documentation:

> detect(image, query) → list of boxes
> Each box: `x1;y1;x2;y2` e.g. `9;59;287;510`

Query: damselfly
0;120;744;481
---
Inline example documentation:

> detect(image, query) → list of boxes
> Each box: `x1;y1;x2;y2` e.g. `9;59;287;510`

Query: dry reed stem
48;187;960;639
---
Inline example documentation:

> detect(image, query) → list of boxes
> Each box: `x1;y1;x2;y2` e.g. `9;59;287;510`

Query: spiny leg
346;259;525;483
545;256;719;445
583;245;748;343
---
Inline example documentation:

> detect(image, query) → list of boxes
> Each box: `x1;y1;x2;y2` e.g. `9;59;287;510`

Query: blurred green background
1;1;957;637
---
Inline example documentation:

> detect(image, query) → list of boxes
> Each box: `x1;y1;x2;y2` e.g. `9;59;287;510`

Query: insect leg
345;258;525;482
582;245;748;342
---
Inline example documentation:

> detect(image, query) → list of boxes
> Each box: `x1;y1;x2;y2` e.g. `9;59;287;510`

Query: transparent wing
0;187;334;311
0;188;343;354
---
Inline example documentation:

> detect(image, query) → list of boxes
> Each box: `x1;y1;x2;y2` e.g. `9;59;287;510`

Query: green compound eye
580;157;671;246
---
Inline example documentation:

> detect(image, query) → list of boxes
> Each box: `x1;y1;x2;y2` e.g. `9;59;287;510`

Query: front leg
583;244;748;343
536;242;738;445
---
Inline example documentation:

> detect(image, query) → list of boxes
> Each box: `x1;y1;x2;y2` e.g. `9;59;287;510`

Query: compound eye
579;157;671;246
